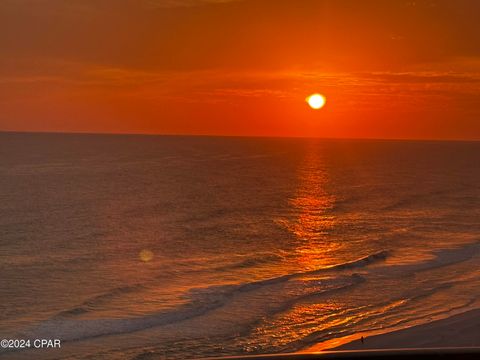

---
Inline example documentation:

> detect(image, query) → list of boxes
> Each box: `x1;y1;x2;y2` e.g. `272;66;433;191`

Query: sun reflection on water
278;143;338;270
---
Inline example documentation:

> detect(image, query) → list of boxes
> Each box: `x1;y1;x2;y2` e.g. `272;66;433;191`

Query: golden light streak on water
278;143;338;270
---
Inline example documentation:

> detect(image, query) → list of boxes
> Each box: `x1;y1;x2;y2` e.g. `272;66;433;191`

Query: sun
306;93;326;109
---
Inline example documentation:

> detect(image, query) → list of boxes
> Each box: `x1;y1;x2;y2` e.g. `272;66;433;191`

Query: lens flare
139;249;154;262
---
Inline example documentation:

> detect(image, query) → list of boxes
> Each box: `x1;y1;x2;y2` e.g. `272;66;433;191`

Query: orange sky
1;0;480;140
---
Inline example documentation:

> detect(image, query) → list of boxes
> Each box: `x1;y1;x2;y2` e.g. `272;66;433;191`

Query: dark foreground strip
198;348;480;360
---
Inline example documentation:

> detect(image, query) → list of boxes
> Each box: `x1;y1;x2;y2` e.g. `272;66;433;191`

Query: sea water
1;132;480;359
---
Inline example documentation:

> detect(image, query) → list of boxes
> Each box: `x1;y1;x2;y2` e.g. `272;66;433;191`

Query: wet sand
306;308;480;352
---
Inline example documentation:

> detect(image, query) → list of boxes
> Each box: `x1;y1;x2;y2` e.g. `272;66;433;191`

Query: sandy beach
306;308;480;352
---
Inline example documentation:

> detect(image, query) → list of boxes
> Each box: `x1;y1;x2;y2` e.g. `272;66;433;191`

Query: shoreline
304;308;480;352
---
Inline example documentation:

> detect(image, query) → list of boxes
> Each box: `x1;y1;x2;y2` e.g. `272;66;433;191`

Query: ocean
1;132;480;359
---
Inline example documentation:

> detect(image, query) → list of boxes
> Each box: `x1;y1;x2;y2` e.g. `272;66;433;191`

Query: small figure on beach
361;336;364;344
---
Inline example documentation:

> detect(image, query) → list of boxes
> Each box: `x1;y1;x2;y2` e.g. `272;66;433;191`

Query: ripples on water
1;133;480;359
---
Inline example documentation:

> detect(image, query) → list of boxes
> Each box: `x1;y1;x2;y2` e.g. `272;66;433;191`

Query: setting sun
306;94;326;110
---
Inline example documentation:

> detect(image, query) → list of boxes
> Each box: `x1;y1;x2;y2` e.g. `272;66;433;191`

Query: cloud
2;0;480;73
358;72;480;84
144;0;238;8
